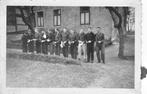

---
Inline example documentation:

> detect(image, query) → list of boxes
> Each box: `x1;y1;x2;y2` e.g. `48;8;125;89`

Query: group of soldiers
21;27;105;63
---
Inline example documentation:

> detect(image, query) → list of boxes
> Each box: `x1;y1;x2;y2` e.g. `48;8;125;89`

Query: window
80;7;90;25
16;17;25;25
37;11;44;27
53;9;61;26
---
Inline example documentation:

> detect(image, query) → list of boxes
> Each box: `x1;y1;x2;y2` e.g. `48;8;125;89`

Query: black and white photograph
6;6;135;88
0;0;142;94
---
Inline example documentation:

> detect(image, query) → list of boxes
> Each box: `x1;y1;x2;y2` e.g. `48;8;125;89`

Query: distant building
126;8;135;32
7;6;28;33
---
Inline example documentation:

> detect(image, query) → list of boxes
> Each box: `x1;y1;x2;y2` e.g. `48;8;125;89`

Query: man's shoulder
101;33;104;36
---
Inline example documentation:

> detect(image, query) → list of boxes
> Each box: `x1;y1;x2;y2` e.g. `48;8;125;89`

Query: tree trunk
106;7;127;58
118;26;124;58
17;7;35;34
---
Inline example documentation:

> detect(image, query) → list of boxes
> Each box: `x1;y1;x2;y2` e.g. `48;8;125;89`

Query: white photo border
0;0;141;94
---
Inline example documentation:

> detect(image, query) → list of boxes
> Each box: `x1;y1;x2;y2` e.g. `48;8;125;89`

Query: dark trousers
70;43;78;59
36;40;41;53
22;42;28;53
96;43;105;63
87;43;94;62
28;41;34;53
42;42;48;54
62;42;68;57
50;42;55;55
55;43;61;56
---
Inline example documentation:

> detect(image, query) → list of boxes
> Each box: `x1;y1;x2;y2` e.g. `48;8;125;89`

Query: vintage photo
6;6;135;88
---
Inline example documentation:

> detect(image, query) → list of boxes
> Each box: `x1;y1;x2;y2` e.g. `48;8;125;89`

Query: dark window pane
54;9;61;15
80;7;90;25
53;9;61;26
37;12;43;17
37;11;44;27
80;7;90;12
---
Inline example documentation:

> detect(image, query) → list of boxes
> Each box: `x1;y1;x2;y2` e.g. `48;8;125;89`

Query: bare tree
17;6;36;34
106;7;129;58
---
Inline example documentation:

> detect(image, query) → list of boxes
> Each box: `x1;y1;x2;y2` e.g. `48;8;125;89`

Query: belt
97;41;103;43
86;41;92;43
69;41;75;44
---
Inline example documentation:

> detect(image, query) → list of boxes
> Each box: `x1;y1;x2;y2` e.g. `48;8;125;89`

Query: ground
6;35;134;88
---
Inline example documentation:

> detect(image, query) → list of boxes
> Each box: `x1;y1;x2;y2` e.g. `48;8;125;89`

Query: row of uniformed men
21;27;105;63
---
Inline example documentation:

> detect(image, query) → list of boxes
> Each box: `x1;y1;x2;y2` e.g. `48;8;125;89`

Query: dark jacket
95;32;105;44
85;32;95;44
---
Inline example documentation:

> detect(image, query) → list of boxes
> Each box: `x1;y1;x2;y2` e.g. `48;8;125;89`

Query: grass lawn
6;34;135;88
7;54;134;88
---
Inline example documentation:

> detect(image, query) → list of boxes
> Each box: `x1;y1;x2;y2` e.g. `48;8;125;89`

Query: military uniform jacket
61;31;69;42
35;32;42;41
22;34;28;43
95;32;104;44
41;33;48;42
85;32;95;44
54;31;62;43
79;32;86;42
69;32;78;46
27;34;34;42
48;32;55;42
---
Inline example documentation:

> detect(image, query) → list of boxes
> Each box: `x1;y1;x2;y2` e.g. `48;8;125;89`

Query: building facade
34;6;113;39
7;6;114;39
7;6;28;33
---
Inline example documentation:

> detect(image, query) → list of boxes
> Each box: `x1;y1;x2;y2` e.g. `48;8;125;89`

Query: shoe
98;60;101;63
87;61;90;63
102;60;105;64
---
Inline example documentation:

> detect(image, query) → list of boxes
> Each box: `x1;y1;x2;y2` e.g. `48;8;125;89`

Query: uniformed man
54;28;62;56
46;29;52;54
69;30;79;59
85;27;95;63
35;29;42;54
95;27;105;64
77;29;87;60
21;32;29;53
27;30;34;54
48;29;55;55
41;31;48;54
61;28;69;57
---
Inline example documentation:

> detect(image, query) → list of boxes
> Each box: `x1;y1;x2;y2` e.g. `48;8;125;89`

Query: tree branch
17;7;35;34
106;7;122;28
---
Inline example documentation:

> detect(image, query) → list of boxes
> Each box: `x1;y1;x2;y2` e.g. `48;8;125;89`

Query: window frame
53;9;61;26
80;7;90;25
37;11;44;27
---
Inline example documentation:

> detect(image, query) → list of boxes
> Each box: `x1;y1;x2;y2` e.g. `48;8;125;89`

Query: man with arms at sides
61;28;69;57
54;28;62;56
78;29;87;61
95;27;105;64
85;27;95;63
69;29;79;59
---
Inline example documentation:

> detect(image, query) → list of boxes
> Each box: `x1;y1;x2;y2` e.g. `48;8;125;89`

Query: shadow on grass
123;56;134;61
7;53;81;66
